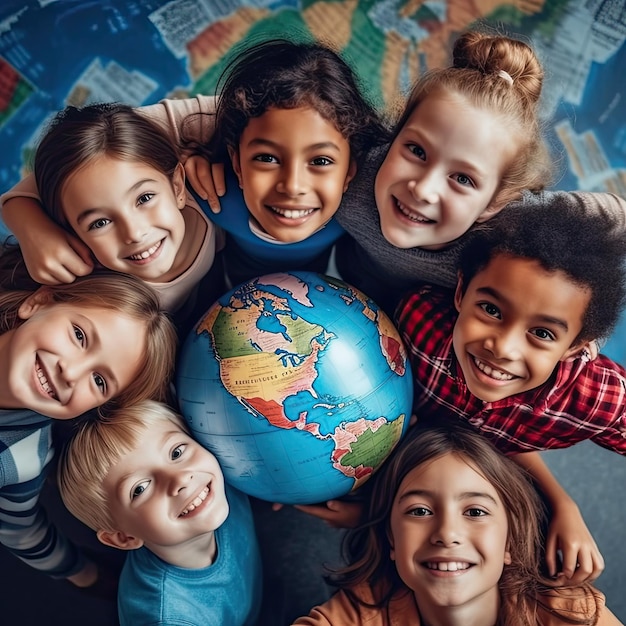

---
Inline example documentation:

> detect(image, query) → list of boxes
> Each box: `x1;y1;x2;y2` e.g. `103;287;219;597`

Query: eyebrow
245;137;342;152
74;178;160;226
75;312;119;391
475;286;570;331
398;489;499;506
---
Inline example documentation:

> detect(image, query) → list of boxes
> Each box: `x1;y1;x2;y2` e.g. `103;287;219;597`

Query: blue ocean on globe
177;271;413;504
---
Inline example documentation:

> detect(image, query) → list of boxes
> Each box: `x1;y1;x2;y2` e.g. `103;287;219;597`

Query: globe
176;271;413;504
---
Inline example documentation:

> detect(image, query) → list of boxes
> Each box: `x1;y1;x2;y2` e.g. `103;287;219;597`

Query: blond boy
58;400;262;626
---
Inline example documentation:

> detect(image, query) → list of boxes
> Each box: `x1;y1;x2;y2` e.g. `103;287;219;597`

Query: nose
57;358;86;388
168;470;193;497
119;214;148;244
408;171;440;204
430;511;462;546
276;162;307;197
484;328;522;360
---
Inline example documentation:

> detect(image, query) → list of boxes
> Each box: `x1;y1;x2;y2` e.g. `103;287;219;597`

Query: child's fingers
211;162;226;197
566;548;604;585
558;545;602;584
68;235;95;267
184;157;223;213
27;249;92;285
295;500;363;528
293;503;338;522
66;238;95;276
544;534;558;577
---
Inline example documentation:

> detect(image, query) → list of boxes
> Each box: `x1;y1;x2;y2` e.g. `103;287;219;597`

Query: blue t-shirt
118;484;262;626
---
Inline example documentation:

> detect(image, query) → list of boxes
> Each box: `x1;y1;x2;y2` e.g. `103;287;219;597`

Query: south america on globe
177;271;413;504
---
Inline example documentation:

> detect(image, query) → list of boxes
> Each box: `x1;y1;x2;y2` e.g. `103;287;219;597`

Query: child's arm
512;451;604;584
0;477;101;588
294;499;364;528
1;187;94;284
66;559;98;586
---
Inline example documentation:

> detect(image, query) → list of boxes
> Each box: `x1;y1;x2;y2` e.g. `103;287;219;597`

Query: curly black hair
458;190;626;342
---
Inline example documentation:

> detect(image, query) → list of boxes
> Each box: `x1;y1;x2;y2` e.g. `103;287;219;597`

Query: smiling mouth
394;198;435;223
425;561;472;572
127;239;163;261
473;357;516;381
36;358;58;400
267;205;316;219
179;485;210;517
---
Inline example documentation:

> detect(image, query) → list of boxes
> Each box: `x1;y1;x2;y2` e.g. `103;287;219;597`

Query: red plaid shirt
395;285;626;455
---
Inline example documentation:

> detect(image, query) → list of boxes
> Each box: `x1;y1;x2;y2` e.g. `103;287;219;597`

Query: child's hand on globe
294;500;364;528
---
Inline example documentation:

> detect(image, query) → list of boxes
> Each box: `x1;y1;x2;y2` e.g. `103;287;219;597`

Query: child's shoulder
537;586;610;626
554;352;626;421
585;352;626;383
396;283;456;318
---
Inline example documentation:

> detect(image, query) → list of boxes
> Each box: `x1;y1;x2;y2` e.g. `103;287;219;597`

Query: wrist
66;560;98;588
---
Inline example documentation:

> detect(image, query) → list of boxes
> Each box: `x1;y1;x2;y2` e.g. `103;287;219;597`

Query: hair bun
452;31;543;104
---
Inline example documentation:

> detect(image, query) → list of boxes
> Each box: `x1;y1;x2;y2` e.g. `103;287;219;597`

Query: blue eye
454;173;474;187
171;444;186;460
132;481;150;499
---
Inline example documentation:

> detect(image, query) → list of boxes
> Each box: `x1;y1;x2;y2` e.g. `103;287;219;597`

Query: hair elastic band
497;70;514;85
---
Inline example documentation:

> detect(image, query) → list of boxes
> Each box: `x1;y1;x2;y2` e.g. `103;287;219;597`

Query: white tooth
36;366;56;397
272;207;314;219
396;199;432;223
475;358;513;381
131;242;160;260
427;561;469;571
180;487;209;517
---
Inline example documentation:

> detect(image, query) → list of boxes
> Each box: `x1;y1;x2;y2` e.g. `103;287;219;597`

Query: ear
97;528;144;551
453;272;464;313
172;162;186;209
343;159;357;193
387;527;395;561
17;287;54;321
559;340;589;363
474;198;507;224
503;545;512;566
228;146;243;189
